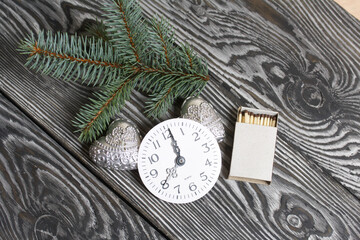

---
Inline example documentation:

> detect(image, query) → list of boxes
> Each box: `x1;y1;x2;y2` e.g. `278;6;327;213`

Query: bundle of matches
238;111;277;127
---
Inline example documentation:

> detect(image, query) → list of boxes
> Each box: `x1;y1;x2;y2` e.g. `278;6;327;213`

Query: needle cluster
18;0;209;142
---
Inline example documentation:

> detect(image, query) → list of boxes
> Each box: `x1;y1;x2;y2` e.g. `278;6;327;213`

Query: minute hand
168;128;185;166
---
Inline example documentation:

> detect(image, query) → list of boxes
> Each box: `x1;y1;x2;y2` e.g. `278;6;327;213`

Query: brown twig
116;2;141;63
31;41;125;69
154;86;173;110
140;66;209;81
30;43;209;82
155;24;171;67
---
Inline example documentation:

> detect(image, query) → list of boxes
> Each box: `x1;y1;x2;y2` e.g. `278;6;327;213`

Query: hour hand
161;165;178;188
166;165;178;178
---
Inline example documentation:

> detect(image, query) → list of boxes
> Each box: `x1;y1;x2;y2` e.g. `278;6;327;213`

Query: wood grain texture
1;0;360;239
0;94;165;239
139;0;360;198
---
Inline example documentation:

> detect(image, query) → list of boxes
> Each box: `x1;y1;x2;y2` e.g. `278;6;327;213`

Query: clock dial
138;118;222;204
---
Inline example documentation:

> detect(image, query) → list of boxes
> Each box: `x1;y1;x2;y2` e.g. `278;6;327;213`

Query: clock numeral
174;185;180;194
150;169;158;178
180;128;185;135
162;130;171;140
202;143;210;153
161;180;169;189
192;132;200;142
200;172;208;181
189;182;197;191
153;140;160;149
205;159;212;166
148;154;159;164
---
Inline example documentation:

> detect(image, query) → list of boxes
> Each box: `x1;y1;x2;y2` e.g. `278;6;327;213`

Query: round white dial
138;118;221;204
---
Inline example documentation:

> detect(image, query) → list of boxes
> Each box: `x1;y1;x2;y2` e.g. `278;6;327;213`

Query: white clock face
138;118;222;204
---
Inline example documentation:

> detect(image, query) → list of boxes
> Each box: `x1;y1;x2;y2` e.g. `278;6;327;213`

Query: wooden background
1;0;360;239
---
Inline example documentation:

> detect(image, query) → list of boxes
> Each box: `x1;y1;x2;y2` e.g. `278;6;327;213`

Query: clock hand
168;128;185;166
168;128;180;157
166;165;178;180
161;164;178;188
161;129;187;188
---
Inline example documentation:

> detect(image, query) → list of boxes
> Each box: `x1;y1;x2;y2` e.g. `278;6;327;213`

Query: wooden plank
139;0;360;198
1;0;360;239
0;94;165;239
334;0;360;20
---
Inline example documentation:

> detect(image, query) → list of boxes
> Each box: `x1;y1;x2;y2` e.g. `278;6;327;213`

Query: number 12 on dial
138;118;222;204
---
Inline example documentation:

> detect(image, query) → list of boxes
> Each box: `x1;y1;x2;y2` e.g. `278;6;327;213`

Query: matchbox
228;107;279;185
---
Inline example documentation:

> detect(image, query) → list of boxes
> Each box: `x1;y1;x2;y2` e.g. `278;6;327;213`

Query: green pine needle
103;0;149;64
85;19;110;42
18;0;209;143
73;75;137;142
18;31;127;86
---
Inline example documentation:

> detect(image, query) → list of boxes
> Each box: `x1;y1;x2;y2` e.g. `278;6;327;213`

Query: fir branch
148;17;209;76
150;17;176;69
18;0;211;142
179;43;209;75
145;74;207;117
183;44;193;70
85;19;109;42
145;86;175;118
140;66;209;82
117;2;140;62
104;0;149;64
19;31;208;84
73;76;137;142
186;49;193;69
139;16;209;97
18;31;127;86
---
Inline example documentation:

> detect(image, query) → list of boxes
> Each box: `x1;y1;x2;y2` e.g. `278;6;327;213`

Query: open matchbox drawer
228;107;278;185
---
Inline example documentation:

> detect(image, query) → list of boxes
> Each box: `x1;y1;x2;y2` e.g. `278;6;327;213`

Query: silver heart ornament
181;96;225;142
89;119;141;170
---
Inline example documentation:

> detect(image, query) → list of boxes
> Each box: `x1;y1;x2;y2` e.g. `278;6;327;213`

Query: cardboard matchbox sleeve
228;107;278;185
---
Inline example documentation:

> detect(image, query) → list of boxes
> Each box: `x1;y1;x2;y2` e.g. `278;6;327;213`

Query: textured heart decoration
181;97;225;142
89;119;141;170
